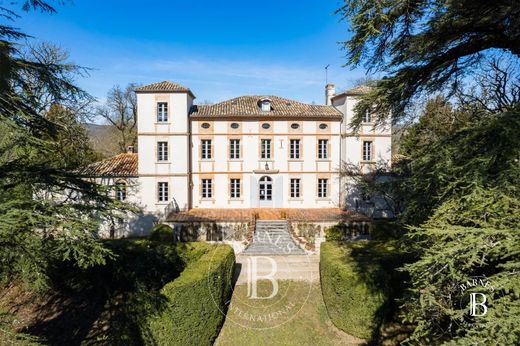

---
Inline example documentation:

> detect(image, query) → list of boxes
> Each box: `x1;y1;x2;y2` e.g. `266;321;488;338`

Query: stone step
242;220;305;256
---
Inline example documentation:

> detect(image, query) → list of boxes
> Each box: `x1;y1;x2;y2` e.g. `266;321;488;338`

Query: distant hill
84;123;120;158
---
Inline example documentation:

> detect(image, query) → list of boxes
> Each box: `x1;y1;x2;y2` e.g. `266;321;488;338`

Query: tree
0;1;127;290
399;110;520;344
337;0;520;125
96;83;139;153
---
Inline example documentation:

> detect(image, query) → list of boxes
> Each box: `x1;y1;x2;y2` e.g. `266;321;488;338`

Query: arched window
259;176;272;201
115;180;127;201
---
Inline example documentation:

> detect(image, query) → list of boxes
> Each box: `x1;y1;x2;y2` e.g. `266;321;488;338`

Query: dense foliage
337;0;520;125
339;1;520;343
146;244;235;345
0;1;128;291
395;109;520;344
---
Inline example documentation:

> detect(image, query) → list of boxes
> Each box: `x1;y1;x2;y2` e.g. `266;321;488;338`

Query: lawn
215;280;366;346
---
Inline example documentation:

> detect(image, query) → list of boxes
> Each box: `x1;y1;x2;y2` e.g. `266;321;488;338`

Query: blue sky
17;0;367;105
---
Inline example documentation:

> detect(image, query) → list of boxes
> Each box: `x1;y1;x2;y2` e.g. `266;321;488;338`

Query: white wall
136;91;193;214
191;119;341;209
332;93;393;212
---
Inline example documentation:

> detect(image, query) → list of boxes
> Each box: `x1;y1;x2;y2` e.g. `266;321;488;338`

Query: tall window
290;178;301;198
230;179;241;198
202;179;212;198
157;102;168;122
115;181;127;201
157;141;168;161
229;139;240;159
318;139;328;159
363;109;372;123
290;139;300;159
201;139;212;159
363;141;373;161
261;139;271;159
318;179;328;198
158;182;169;202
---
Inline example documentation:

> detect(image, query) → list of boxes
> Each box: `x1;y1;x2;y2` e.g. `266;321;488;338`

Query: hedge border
146;243;235;345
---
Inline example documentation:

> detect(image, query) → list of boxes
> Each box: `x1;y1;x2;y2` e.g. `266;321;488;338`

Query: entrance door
258;176;273;207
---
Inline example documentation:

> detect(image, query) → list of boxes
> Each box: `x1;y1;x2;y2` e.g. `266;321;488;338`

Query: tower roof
135;80;195;98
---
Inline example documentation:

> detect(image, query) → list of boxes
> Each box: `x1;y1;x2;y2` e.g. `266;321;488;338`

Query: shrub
320;241;402;340
149;224;174;242
324;222;371;241
371;220;405;240
146;244;235;345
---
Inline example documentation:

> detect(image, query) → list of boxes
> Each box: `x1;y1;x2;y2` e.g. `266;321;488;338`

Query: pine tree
0;1;128;290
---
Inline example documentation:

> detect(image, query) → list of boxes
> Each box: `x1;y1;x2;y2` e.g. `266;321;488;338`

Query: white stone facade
110;81;392;223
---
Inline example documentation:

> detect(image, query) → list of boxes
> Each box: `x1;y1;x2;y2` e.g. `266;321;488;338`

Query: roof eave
135;89;196;99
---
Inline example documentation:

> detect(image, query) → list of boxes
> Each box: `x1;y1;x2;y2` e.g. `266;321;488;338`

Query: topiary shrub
320;241;401;340
149;224;174;242
146;244;235;345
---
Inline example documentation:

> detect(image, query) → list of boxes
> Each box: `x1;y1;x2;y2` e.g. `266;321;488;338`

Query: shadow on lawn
26;240;187;346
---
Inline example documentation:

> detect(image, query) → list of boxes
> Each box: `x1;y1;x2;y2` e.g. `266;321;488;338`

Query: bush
324;222;371;241
371;220;406;240
320;241;402;340
146;244;235;345
149;224;174;242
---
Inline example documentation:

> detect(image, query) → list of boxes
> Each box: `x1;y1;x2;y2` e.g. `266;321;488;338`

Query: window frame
363;109;372;123
289;139;301;159
115;180;127;201
230;178;241;199
229;139;240;160
157;141;168;162
157;182;169;202
363;141;373;161
201;179;213;199
201;139;212;160
318;139;328;159
318;178;328;198
157;102;168;123
290;178;301;198
261;139;272;159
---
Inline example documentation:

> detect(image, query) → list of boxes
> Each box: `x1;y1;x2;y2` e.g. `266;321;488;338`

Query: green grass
215;280;366;346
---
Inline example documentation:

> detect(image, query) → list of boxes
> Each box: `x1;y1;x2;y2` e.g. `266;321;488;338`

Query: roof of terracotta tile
331;85;371;100
190;95;342;119
166;208;370;222
81;153;138;177
135;81;195;98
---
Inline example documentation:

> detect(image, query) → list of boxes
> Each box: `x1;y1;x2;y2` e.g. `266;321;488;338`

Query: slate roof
190;95;342;119
135;81;195;98
331;85;371;100
81;153;138;177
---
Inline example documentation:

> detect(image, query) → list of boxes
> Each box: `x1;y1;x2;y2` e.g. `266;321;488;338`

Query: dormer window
259;98;271;112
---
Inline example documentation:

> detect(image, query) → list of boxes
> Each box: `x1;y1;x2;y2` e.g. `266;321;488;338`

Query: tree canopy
337;0;520;125
0;1;128;290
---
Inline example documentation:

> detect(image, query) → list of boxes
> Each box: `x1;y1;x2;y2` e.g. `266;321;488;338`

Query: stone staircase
242;220;306;255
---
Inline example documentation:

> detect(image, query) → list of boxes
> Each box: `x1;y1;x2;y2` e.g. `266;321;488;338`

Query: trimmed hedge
320;241;400;340
149;224;174;242
146;243;235;345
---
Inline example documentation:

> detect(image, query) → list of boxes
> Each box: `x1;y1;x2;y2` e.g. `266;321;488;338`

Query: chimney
127;145;135;153
325;84;335;105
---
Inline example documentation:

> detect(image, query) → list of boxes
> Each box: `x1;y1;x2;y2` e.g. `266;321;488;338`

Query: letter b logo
469;293;488;317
